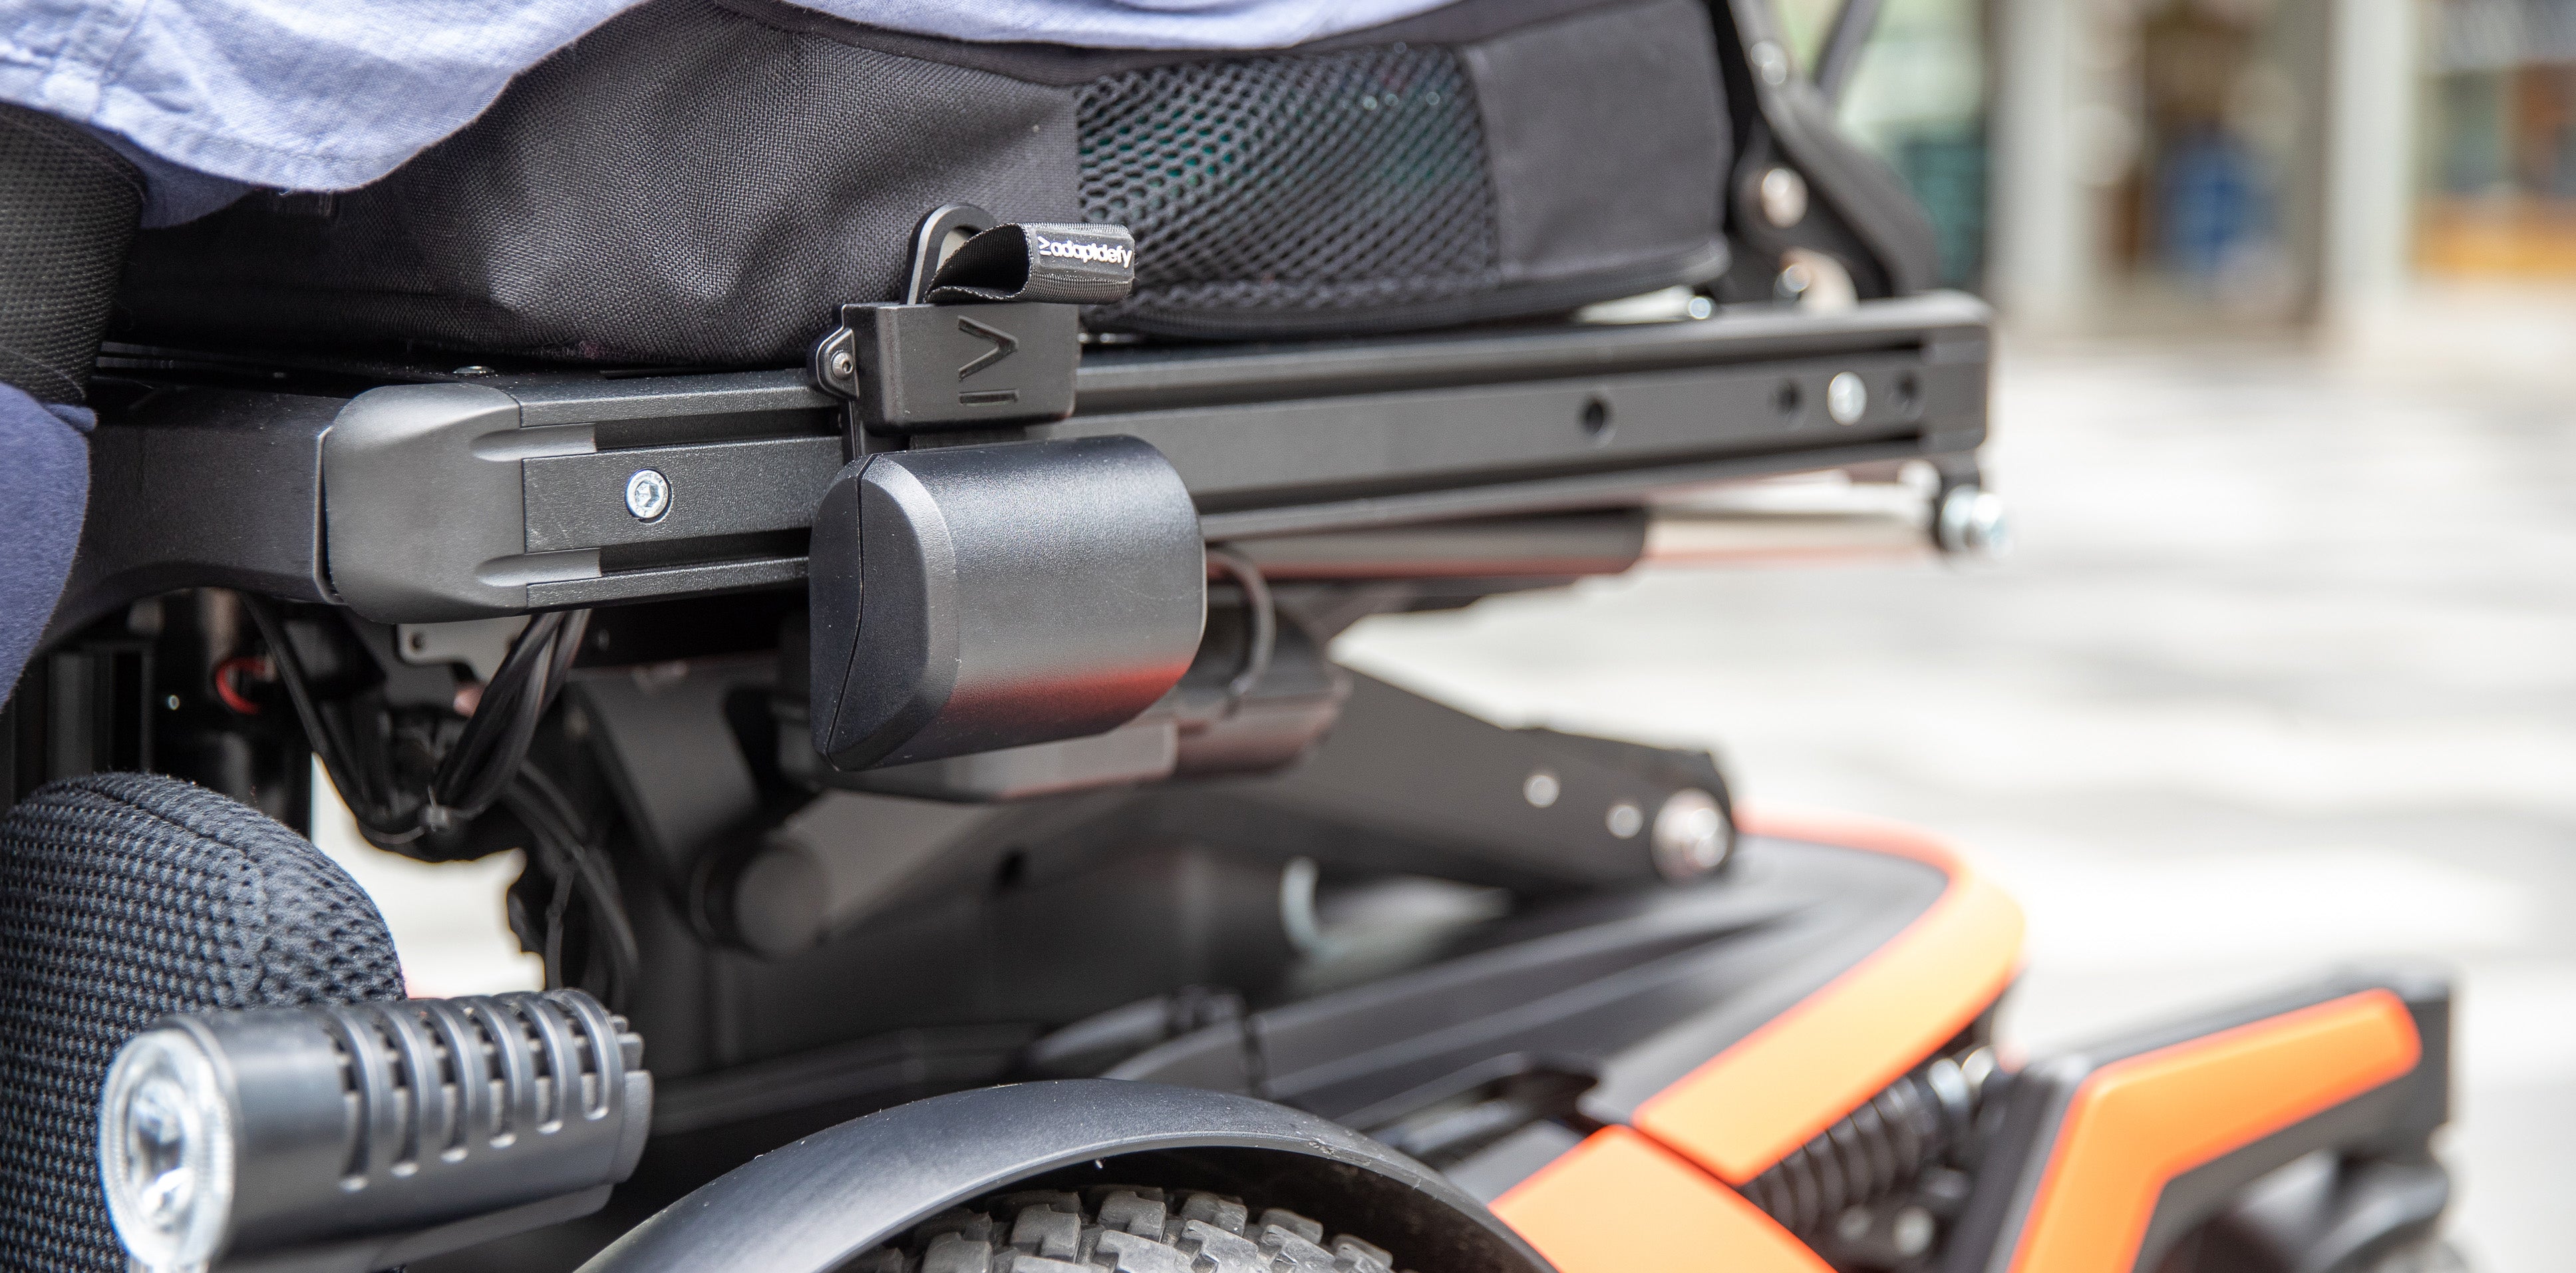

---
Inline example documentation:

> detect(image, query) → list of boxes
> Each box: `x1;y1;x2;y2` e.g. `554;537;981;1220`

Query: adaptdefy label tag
927;223;1137;305
1030;231;1134;270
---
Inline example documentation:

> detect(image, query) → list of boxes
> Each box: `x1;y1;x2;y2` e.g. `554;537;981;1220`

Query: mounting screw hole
1896;371;1922;411
1580;396;1612;439
1775;380;1804;417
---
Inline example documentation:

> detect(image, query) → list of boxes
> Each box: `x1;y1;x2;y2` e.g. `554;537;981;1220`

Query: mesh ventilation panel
1079;44;1503;327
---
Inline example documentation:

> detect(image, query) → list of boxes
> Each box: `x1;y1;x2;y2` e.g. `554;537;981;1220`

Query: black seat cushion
0;773;404;1272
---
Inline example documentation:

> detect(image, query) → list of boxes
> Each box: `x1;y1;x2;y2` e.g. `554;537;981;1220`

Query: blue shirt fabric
1;0;1457;199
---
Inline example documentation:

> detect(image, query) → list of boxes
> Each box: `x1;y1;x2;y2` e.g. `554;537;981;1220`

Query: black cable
504;765;639;1012
430;610;589;826
242;595;628;1007
1205;547;1275;715
242;595;592;848
239;594;422;843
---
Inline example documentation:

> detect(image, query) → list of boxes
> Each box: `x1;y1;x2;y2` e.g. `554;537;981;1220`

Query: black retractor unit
804;208;1208;773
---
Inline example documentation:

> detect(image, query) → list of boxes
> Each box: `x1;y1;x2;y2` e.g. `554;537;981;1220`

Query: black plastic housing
60;292;1988;632
809;436;1205;771
839;301;1081;432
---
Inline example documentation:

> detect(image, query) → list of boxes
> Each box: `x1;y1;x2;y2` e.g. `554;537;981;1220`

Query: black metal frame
56;291;1988;634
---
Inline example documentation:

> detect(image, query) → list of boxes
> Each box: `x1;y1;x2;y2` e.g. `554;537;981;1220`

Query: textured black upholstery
0;104;141;407
0;773;404;1273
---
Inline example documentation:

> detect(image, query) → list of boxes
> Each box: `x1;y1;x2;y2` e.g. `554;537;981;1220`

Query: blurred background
317;2;2573;1268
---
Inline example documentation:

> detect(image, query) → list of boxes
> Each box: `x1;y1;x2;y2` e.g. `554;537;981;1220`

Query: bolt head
1651;789;1732;880
1826;371;1868;425
830;349;856;379
1937;485;2013;559
1836;1208;1873;1244
1750;41;1792;86
1774;262;1814;304
625;468;673;522
1606;802;1645;838
1892;1207;1937;1256
1758;166;1809;228
1523;771;1561;809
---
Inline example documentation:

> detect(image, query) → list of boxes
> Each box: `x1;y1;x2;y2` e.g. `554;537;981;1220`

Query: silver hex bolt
625;468;672;522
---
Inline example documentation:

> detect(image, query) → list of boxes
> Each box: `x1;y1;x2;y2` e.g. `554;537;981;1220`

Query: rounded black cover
0;773;404;1272
579;1080;1554;1273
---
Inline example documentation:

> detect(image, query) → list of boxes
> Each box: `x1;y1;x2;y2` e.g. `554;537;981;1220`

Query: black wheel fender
577;1080;1557;1273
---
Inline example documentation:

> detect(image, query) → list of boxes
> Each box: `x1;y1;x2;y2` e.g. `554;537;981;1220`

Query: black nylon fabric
113;0;1725;363
118;0;1081;367
0;106;140;405
0;773;404;1273
1078;44;1506;330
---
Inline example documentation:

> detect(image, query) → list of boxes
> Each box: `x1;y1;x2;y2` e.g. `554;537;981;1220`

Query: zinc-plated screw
1523;771;1561;808
830;349;856;379
625;468;673;522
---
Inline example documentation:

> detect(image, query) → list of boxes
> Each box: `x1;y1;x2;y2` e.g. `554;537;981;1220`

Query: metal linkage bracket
809;205;1134;443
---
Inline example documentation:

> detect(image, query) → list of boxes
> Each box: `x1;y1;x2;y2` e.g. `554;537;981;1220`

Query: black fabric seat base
114;0;1728;365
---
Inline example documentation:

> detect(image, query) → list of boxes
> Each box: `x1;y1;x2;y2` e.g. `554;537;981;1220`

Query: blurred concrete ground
1335;314;2576;1272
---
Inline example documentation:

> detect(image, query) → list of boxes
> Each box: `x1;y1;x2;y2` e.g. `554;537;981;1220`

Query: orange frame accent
1492;1127;1835;1273
1633;804;2026;1182
2005;990;2422;1273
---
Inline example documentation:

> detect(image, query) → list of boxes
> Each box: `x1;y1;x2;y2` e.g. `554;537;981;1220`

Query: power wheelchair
0;2;2454;1272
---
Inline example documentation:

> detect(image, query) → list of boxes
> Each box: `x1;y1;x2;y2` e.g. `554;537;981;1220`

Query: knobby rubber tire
849;1184;1416;1273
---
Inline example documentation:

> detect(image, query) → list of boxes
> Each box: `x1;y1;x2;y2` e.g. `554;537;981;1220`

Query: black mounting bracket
808;205;1134;448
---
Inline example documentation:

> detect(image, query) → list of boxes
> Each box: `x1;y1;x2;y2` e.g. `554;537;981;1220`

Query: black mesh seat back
1079;45;1505;327
0;773;404;1273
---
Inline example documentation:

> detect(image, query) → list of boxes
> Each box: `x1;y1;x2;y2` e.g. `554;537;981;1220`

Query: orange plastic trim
1492;1127;1834;1273
1634;804;2026;1182
2006;989;2421;1273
